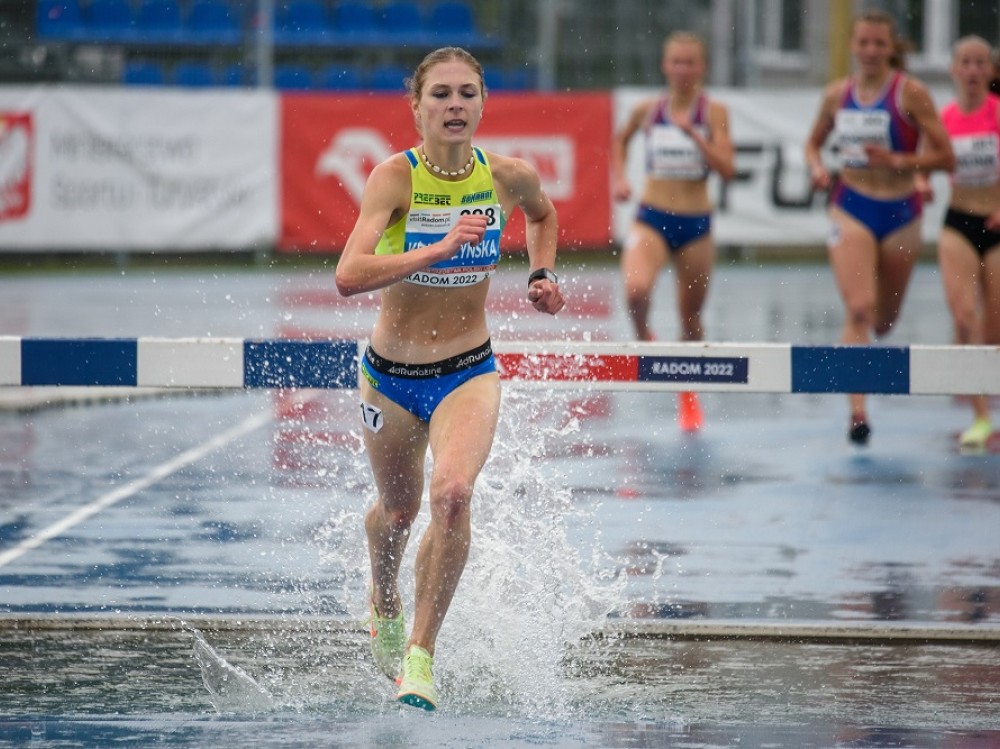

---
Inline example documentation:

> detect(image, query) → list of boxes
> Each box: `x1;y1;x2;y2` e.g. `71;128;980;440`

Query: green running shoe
960;418;993;449
395;645;439;711
368;594;405;681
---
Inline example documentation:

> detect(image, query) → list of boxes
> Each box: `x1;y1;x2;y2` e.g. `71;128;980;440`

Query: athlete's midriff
949;181;1000;217
640;177;712;214
839;167;918;200
370;281;491;364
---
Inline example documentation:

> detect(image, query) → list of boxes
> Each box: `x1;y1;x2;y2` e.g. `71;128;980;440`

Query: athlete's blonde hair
662;31;706;60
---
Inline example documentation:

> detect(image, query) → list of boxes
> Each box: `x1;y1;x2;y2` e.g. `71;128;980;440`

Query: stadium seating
86;0;136;43
315;63;363;90
122;59;166;85
330;0;378;45
33;0;508;87
184;0;242;45
220;62;259;87
429;0;500;49
273;63;313;91
134;0;184;44
368;63;409;92
274;0;330;45
174;60;215;86
376;1;435;47
36;0;85;41
483;65;532;92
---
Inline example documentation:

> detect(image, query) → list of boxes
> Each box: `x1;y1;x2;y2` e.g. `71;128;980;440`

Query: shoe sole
397;690;437;711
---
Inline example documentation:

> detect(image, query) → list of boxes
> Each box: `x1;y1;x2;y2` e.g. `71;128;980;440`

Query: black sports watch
528;267;558;286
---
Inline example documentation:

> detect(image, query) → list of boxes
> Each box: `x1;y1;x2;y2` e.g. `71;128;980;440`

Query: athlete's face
950;40;995;96
851;20;894;76
662;41;705;90
413;61;484;144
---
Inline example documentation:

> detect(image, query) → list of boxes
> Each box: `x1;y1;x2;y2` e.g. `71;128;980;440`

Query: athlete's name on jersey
405;237;499;258
641;356;748;384
460;190;494;204
414;192;451;206
655;146;697;158
957;153;998;167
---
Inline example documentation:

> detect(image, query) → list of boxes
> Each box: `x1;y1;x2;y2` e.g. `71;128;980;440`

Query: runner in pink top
936;36;1000;448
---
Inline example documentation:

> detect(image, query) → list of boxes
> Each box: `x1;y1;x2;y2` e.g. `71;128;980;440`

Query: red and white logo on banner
279;93;611;252
0;112;32;223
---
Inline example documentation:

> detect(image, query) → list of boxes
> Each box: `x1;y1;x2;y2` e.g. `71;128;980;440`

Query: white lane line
0;410;272;569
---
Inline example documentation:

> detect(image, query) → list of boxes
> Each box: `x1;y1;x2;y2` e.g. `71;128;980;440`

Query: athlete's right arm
804;81;842;191
335;157;488;296
611;102;650;202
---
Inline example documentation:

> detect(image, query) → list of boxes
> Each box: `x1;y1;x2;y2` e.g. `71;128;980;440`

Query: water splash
184;622;276;714
304;389;628;719
436;390;627;719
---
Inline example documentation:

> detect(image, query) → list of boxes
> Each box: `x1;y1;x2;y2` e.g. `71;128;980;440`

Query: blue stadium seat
368;63;409;92
174;61;216;87
86;0;136;43
220;62;245;86
483;66;531;92
315;63;362;90
483;66;505;92
36;0;85;41
274;64;313;90
331;1;377;45
185;0;242;45
429;1;473;33
376;1;433;46
122;60;166;86
428;0;499;49
274;0;330;45
134;0;183;43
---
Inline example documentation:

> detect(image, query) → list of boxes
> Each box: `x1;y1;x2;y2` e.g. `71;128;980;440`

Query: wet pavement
1;260;999;746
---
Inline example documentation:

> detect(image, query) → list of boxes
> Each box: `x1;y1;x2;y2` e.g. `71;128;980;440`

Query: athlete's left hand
528;279;565;315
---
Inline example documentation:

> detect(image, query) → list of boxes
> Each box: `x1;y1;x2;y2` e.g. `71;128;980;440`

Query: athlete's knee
372;494;421;531
846;298;876;331
429;476;474;531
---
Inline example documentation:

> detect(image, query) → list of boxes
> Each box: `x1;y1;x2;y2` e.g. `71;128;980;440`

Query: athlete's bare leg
673;234;714;342
360;383;427;620
408;373;500;655
621;223;669;342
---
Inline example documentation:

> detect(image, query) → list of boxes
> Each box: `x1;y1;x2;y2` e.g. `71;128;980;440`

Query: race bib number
403;204;502;287
835;110;891;168
648;124;707;180
361;402;383;433
952;134;999;187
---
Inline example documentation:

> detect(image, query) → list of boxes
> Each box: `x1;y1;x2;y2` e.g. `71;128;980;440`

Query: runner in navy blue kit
804;10;954;446
611;31;735;433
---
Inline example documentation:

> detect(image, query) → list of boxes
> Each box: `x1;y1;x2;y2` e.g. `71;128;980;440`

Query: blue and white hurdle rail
2;337;998;395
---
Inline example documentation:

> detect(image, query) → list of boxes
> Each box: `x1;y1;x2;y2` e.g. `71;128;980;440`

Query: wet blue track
1;261;998;747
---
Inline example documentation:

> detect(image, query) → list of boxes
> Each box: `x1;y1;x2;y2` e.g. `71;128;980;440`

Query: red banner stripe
496;353;638;382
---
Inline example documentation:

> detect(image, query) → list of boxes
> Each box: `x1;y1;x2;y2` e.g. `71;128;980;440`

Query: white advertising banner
613;87;952;248
0;86;277;251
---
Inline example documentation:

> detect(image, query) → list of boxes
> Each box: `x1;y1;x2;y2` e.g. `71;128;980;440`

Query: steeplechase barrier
1;337;998;394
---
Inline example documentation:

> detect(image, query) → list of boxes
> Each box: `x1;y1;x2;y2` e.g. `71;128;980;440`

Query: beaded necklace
420;148;475;177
